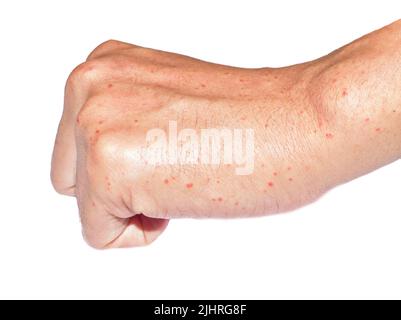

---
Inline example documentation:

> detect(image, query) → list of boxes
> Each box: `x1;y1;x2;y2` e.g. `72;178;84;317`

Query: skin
51;20;401;249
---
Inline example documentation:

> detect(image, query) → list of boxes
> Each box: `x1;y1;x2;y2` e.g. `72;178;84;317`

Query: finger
51;61;94;195
51;85;79;196
77;192;169;249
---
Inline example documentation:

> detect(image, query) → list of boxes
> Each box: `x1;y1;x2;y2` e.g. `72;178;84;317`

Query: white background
0;0;400;299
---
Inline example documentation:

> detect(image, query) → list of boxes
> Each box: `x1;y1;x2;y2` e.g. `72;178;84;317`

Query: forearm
137;21;401;219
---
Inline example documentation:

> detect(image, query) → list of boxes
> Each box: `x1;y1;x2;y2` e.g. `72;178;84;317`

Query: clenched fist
51;20;401;249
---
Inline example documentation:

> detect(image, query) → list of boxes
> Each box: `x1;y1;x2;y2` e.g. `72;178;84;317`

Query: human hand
51;20;401;248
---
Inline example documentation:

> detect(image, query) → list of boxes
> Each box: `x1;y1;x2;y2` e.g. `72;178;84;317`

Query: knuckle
67;60;106;88
83;128;128;184
97;39;124;49
87;39;133;60
89;131;120;165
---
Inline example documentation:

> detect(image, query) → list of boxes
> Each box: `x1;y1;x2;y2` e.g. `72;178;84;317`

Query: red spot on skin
267;181;274;187
342;89;348;97
364;118;370;123
240;116;246;121
288;178;293;182
287;166;292;171
218;197;223;202
299;110;304;115
201;83;206;88
91;201;96;207
186;183;193;189
325;133;334;139
171;176;176;180
216;180;220;184
234;202;239;206
164;179;169;185
273;172;278;176
375;128;382;132
239;79;245;82
95;130;100;134
107;84;113;88
76;118;80;124
332;78;337;84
